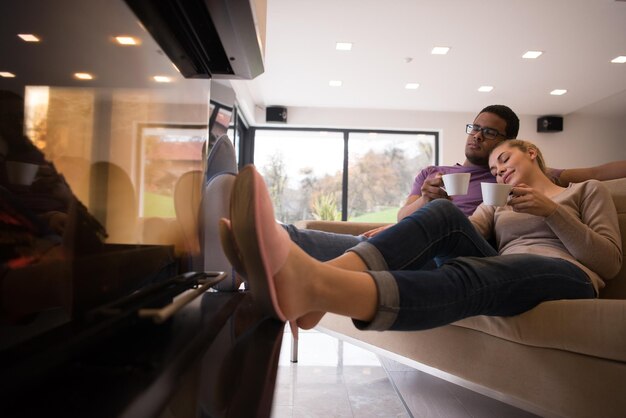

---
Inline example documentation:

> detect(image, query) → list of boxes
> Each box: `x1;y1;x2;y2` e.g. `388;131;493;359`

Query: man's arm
397;175;450;221
555;160;626;186
397;194;427;220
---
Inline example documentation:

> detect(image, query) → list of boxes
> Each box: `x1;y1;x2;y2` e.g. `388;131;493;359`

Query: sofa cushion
454;298;626;362
604;178;626;213
294;220;390;235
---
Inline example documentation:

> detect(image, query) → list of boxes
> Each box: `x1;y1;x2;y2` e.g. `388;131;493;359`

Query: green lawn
143;192;397;223
143;192;176;218
349;207;397;223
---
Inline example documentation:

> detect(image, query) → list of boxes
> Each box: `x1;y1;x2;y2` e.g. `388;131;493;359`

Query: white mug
481;182;513;206
442;173;471;196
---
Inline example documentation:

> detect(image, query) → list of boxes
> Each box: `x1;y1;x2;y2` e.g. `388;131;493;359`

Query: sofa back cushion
599;178;626;299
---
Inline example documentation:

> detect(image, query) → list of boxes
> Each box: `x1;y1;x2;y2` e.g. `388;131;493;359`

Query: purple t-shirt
410;165;494;216
410;165;565;216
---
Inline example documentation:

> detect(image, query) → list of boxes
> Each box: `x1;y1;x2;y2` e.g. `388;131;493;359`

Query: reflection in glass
138;124;206;218
0;0;215;325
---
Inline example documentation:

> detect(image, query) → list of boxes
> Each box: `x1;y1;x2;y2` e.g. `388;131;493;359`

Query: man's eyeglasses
466;124;506;140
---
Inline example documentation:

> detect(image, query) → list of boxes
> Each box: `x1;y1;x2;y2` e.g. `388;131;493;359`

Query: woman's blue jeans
349;199;595;331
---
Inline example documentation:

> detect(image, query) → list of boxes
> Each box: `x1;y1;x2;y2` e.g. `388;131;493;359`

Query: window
252;128;437;223
253;130;344;223
347;132;435;222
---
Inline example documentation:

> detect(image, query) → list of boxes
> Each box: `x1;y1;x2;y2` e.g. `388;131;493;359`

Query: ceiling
0;0;202;96
240;0;626;117
1;0;624;118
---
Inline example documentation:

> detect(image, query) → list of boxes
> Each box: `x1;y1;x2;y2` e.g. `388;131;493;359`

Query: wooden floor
272;329;538;418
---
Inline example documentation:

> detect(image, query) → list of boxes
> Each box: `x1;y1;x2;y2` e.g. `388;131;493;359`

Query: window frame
245;126;439;221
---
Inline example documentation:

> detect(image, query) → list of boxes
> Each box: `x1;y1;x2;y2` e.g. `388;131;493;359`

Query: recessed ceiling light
329;80;342;87
405;83;419;90
0;72;16;78
522;50;543;59
115;36;140;46
478;86;494;92
335;42;352;51
611;56;626;64
431;46;450;55
153;75;172;83
74;72;93;80
550;89;567;96
18;34;40;42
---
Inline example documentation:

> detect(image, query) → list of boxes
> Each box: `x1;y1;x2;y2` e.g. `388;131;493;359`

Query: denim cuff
352;271;399;331
347;241;388;271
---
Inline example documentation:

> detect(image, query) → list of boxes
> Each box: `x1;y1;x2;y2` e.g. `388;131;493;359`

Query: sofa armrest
294;220;392;236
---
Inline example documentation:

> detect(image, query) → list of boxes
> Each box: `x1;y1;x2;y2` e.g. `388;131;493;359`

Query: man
284;104;626;260
398;104;519;219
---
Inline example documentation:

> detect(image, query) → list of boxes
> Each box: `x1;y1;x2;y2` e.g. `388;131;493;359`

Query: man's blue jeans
348;199;595;331
282;223;365;261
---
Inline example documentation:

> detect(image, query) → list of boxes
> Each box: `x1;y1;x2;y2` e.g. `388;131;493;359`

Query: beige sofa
297;178;626;418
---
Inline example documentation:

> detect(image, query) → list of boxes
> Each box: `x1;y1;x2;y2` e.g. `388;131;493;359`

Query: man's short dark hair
478;105;519;139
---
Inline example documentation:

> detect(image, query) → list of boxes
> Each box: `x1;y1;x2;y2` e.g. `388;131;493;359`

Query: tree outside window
348;133;434;222
254;129;436;223
254;130;344;223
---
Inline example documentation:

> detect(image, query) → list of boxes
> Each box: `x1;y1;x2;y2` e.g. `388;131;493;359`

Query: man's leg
349;199;497;272
281;223;365;261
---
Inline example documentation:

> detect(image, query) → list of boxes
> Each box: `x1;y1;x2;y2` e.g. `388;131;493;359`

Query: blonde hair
495;139;548;175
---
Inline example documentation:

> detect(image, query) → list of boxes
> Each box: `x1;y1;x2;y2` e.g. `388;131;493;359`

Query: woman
220;140;622;333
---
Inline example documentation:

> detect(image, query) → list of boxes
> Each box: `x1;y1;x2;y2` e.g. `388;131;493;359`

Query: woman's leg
277;250;594;332
327;198;494;272
298;199;495;328
349;199;497;272
360;254;595;331
224;165;379;327
274;243;379;324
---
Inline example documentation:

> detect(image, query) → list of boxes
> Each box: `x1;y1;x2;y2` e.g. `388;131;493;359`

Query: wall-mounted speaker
537;116;563;132
266;106;287;123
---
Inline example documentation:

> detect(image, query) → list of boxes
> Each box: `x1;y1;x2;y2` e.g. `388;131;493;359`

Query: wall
245;103;625;170
530;113;624;168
